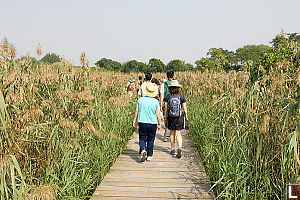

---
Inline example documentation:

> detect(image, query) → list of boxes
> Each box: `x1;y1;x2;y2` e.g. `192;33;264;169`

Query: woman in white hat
133;83;162;162
163;80;188;158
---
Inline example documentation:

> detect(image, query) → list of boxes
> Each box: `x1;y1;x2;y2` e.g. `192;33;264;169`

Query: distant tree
122;60;146;73
236;45;270;65
271;31;300;49
248;31;300;82
95;58;122;71
207;48;237;72
195;58;213;72
184;63;194;71
40;53;61;64
166;60;184;71
148;58;165;73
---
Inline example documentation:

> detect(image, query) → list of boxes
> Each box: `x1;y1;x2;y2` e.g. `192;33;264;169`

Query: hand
160;106;163;112
133;121;138;128
157;124;161;130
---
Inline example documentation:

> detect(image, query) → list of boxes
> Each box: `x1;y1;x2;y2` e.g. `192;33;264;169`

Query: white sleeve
160;83;164;94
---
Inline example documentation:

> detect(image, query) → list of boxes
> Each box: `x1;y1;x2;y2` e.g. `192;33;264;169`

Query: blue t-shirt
137;96;159;124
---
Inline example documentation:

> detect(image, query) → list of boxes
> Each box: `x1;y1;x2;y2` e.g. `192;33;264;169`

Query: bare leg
175;130;182;149
170;130;176;149
175;130;182;158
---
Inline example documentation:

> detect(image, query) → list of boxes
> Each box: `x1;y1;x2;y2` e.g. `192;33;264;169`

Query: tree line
94;31;300;74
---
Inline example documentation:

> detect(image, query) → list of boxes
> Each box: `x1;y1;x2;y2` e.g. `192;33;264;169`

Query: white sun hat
142;83;158;97
168;80;181;88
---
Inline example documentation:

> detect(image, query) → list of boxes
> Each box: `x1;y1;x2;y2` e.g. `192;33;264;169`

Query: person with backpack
136;76;143;95
164;80;188;159
126;79;136;97
160;71;174;142
133;83;161;162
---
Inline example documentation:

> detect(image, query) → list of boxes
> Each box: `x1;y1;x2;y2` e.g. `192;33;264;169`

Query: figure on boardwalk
164;80;188;158
160;71;175;142
138;72;158;97
126;78;136;97
133;83;162;162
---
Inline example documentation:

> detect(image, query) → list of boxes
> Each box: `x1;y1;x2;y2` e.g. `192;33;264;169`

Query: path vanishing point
91;124;215;200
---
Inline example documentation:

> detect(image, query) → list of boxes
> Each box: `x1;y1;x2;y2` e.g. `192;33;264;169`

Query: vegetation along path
91;124;215;200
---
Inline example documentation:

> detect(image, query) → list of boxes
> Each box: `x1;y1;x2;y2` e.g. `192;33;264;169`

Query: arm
160;90;164;112
182;102;188;121
133;104;139;128
164;102;168;125
156;107;161;130
159;84;164;112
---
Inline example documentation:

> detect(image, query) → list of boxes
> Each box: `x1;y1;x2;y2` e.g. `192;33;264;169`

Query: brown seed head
36;43;42;56
80;52;89;67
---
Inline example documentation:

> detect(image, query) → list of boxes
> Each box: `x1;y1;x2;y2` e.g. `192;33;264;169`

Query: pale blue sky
1;0;299;66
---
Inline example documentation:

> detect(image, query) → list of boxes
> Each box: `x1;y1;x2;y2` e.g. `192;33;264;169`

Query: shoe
171;149;175;155
163;137;168;142
176;149;182;159
140;150;147;162
146;156;153;161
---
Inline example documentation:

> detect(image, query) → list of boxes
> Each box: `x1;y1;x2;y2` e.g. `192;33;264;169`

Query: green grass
187;80;299;199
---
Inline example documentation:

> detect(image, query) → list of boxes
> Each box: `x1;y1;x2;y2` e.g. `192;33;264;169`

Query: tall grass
178;67;299;199
0;43;138;199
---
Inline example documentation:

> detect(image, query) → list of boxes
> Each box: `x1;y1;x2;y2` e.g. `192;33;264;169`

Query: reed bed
0;37;299;199
0;50;139;199
176;67;299;199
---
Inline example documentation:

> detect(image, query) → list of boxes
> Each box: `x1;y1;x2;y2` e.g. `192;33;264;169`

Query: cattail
80;52;89;67
8;43;16;59
19;53;32;67
0;57;6;68
0;37;11;59
36;43;42;57
279;29;286;38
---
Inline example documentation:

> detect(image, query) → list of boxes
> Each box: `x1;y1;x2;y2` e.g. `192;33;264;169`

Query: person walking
164;80;188;159
138;72;158;97
160;71;175;142
133;83;161;162
126;78;136;98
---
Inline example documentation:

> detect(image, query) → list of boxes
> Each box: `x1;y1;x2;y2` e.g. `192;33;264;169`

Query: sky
1;0;299;66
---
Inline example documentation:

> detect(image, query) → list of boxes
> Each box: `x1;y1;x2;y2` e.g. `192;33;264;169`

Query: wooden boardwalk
91;125;215;200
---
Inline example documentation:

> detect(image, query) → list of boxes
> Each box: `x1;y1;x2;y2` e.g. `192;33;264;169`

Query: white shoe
146;156;153;161
140;150;147;162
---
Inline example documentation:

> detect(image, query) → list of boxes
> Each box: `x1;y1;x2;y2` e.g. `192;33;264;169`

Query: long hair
169;86;181;95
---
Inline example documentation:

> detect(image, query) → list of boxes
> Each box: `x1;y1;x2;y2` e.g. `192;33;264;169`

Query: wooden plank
100;181;209;187
91;128;214;199
91;191;213;199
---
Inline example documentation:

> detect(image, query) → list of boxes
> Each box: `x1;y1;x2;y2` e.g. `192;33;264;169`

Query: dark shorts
167;115;184;130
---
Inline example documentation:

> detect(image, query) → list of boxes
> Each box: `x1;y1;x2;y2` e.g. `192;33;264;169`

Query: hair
167;71;174;79
169;87;181;95
151;78;160;86
139;76;142;80
145;72;152;81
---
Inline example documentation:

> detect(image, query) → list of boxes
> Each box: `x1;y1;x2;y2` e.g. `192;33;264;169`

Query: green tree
207;48;238;72
236;45;270;65
195;58;213;72
40;53;61;64
166;60;184;71
148;58;165;73
95;58;122;71
122;60;146;73
271;31;300;50
248;32;300;82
